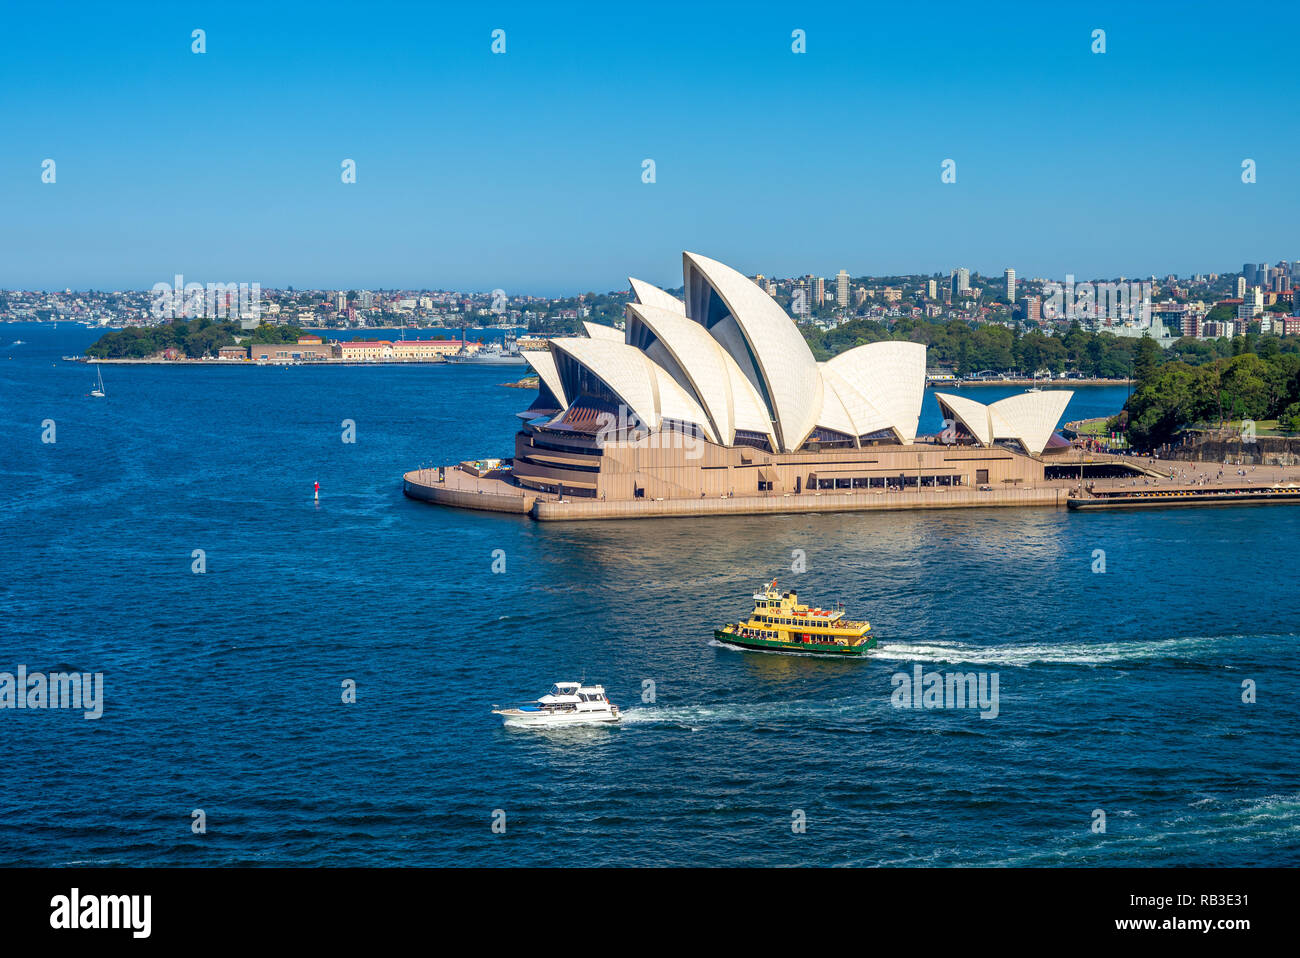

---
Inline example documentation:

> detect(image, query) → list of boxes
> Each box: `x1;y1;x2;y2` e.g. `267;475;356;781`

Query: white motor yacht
492;682;620;727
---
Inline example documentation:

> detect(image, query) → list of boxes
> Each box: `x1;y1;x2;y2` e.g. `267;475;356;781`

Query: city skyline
3;1;1297;293
1;254;1292;298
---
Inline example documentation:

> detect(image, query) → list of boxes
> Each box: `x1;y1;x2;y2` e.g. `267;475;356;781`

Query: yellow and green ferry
714;580;874;656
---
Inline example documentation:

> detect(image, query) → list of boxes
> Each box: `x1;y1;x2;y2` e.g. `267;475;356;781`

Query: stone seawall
1163;436;1300;467
402;472;535;514
403;468;1076;521
531;486;1068;521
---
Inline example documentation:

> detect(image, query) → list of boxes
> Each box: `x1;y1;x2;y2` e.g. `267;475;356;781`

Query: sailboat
90;365;106;398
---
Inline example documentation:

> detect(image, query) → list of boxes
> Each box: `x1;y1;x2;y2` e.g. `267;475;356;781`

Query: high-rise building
1018;295;1041;323
1004;268;1016;303
1243;263;1257;287
836;269;850;307
810;275;825;306
1241;286;1264;319
1236;276;1247;298
335;291;347;312
927;279;938;299
951;268;970;296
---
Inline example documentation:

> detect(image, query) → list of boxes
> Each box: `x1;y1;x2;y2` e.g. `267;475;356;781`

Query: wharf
1069;484;1300;510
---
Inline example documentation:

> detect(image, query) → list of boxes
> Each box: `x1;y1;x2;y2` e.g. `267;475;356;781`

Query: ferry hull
445;355;528;365
1069;490;1300;510
713;630;873;656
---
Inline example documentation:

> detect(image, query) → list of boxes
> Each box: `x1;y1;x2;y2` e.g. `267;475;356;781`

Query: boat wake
990;791;1300;866
872;633;1251;667
621;698;867;728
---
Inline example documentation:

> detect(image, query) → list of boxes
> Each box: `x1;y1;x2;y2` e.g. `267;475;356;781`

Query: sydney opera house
407;252;1092;518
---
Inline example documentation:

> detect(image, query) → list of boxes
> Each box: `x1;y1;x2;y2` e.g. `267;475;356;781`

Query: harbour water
2;323;1298;866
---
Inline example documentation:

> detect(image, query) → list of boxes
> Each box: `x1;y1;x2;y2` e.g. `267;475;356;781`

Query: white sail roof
526;253;933;455
818;365;894;440
549;337;715;441
811;372;859;439
625;302;774;448
649;364;719;443
628;277;686;315
550;337;657;429
824;340;926;443
934;390;1073;455
682;251;823;451
523;348;568;410
582;321;624;342
933;392;993;446
987;391;1073;455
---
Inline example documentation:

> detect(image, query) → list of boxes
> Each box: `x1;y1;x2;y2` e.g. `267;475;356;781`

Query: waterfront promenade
405;451;1289;521
74;356;451;365
404;452;1300;521
403;465;1076;519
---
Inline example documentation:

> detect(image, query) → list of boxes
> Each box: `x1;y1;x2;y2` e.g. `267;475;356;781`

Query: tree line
804;316;1300;379
85;319;304;359
1121;337;1300;448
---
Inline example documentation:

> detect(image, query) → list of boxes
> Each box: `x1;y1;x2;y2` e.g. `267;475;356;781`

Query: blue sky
1;1;1294;294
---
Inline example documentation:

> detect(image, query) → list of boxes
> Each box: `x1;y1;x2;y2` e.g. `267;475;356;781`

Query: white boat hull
493;708;619;727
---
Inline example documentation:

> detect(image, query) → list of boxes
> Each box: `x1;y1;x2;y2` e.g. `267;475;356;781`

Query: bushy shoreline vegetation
798;315;1300;447
84;319;304;359
1121;336;1300;447
800;317;1300;376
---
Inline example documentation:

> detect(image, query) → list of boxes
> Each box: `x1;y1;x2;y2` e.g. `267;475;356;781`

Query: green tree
1217;353;1270;422
1205;302;1236;325
1133;334;1159;387
1280;402;1300;434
